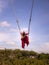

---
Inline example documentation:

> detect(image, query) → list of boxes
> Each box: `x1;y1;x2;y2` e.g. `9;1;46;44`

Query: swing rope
28;0;34;34
11;0;34;34
11;0;21;32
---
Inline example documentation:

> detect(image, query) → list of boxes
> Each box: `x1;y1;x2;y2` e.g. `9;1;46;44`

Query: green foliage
0;49;49;65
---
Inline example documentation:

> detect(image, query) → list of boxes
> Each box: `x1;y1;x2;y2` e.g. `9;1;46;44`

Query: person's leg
21;38;25;48
26;40;29;46
22;41;25;48
25;36;29;46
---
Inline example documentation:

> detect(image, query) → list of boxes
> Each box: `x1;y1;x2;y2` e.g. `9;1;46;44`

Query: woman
20;31;29;48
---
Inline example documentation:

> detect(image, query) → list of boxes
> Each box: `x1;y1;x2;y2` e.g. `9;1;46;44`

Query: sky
0;0;49;53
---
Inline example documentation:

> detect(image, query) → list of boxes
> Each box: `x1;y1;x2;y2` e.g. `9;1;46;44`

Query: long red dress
20;33;29;48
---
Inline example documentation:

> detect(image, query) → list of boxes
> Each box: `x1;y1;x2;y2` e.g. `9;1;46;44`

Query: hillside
0;49;49;65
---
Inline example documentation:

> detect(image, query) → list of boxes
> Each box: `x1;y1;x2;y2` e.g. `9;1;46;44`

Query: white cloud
31;42;49;53
10;28;18;32
5;41;16;45
0;46;5;49
0;31;20;46
0;32;11;42
0;21;10;27
39;42;49;53
0;31;21;50
0;32;8;42
10;27;28;34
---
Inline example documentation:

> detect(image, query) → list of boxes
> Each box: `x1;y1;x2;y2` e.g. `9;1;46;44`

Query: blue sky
0;0;49;53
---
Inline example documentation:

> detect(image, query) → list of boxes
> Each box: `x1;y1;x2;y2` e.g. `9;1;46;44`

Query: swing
11;0;34;48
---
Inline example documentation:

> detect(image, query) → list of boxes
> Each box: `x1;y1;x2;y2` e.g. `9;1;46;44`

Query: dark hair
22;32;25;36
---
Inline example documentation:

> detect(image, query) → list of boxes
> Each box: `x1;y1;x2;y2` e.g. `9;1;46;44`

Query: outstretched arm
25;32;29;35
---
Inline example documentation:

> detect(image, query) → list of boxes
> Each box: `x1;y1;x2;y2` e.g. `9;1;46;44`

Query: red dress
21;33;29;48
